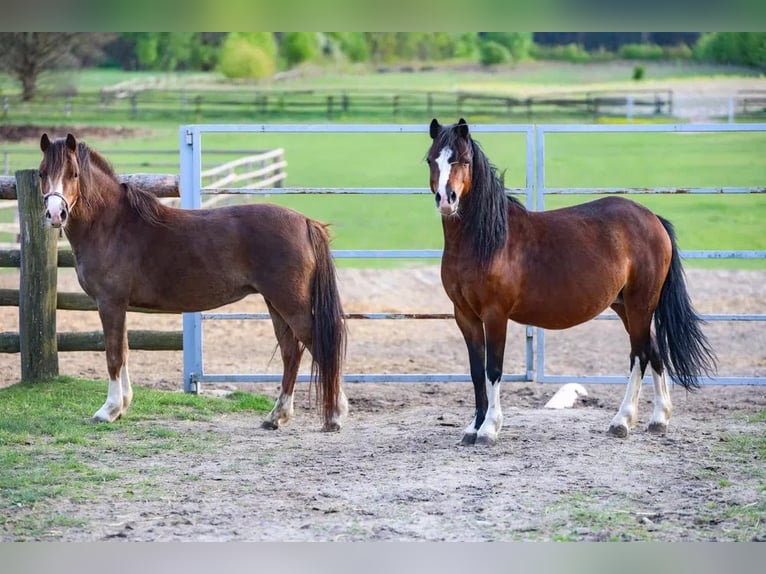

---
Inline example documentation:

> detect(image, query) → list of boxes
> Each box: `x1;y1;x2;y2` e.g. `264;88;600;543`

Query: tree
0;33;80;100
219;34;276;80
282;32;319;67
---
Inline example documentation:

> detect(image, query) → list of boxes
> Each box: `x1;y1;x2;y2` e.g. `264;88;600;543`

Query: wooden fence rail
0;170;183;381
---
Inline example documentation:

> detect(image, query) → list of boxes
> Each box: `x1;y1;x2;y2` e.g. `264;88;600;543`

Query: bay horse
39;133;348;431
426;118;716;444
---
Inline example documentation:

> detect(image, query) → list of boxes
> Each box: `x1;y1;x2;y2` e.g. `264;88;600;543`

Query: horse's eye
73;172;79;179
38;171;44;179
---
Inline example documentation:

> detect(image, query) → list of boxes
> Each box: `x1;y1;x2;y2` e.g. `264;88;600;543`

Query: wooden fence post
16;169;59;381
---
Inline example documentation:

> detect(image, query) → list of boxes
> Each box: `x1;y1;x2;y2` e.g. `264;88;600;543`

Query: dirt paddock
1;267;765;540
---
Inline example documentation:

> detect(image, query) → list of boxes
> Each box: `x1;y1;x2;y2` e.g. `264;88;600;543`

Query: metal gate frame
533;123;766;386
179;123;766;392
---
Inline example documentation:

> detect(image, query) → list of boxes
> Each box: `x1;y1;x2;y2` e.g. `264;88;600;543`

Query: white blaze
45;177;67;225
435;146;453;198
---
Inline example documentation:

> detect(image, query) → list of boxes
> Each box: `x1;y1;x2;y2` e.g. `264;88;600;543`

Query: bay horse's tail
306;219;347;426
654;216;717;390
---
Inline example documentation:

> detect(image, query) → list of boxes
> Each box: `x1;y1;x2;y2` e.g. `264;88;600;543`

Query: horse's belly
130;282;255;313
512;292;615;330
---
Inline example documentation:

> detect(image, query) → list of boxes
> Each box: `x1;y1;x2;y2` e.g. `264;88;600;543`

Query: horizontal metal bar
538;123;766;133
681;251;766;259
593;312;766;321
200;187;527;195
196;373;528;384
187;124;535;134
201;312;455;321
537;375;766;385
543;187;766;195
332;249;442;258
202;311;766;322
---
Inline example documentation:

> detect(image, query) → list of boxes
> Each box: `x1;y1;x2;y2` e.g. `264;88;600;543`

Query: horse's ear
429;118;441;140
40;133;51;152
456;118;469;138
65;133;77;152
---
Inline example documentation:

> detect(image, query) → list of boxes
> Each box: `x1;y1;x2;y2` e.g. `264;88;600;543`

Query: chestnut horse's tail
306;219;347;426
654;216;717;390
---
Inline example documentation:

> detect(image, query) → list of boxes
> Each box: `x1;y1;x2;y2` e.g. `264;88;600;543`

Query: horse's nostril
450;191;457;203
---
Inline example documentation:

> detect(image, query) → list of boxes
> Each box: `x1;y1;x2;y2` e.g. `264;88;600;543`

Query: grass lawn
0;377;270;497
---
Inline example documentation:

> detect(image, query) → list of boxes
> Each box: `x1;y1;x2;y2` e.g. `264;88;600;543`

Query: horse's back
121;202;318;312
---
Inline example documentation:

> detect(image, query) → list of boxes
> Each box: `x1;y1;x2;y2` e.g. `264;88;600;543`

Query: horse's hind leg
262;303;304;430
607;301;649;438
647;337;672;434
93;302;129;423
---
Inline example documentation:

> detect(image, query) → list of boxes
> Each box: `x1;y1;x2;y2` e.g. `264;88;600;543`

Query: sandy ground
2;266;765;387
1;267;765;541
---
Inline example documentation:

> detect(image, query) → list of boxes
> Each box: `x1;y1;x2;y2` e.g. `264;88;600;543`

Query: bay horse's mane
433;124;525;266
70;140;167;226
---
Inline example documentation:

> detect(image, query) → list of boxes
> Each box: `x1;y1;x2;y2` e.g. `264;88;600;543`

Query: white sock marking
93;376;123;422
649;366;672;428
477;376;503;441
610;356;643;430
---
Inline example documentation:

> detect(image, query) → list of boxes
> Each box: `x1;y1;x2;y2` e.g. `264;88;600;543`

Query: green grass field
0;376;272;538
1;65;764;267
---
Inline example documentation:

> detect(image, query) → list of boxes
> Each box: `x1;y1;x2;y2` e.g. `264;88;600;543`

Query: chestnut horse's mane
73;141;167;226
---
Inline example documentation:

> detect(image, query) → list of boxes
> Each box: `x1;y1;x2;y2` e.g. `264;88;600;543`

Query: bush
632;65;645;81
480;41;511;66
531;43;591;63
694;32;766;68
619;43;665;60
663;43;693;60
282;32;319;67
336;32;370;62
482;33;532;61
219;36;275;80
454;33;480;59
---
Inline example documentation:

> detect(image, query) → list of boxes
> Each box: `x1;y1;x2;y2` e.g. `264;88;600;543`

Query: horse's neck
64;183;121;249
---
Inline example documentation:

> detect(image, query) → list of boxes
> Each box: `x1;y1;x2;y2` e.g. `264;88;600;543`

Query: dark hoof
647;422;668;435
322;421;341;432
607;424;629;438
261;420;279;430
475;434;497;446
460;433;477;446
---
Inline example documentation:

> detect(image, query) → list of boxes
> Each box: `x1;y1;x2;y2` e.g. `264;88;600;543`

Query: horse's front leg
476;313;507;446
93;302;129;423
454;306;487;446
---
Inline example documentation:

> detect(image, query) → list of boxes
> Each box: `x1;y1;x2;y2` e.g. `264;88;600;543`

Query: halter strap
43;191;71;212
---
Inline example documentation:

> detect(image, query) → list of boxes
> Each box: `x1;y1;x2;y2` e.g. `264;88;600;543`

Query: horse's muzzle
43;192;69;228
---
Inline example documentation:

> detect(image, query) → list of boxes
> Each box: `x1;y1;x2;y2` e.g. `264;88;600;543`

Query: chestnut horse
39;133;348;431
426;118;716;444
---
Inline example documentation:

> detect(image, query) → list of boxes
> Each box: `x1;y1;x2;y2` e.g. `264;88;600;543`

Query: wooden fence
1;149;287;242
0;171;181;381
0;87;678;123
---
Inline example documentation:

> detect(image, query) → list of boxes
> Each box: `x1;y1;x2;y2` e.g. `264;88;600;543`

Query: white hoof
93;402;122;423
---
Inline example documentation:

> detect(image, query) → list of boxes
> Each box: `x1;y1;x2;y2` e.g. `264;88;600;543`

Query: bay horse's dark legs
475;313;507;446
609;299;672;437
453;306;486;445
93;302;130;422
262;303;304;430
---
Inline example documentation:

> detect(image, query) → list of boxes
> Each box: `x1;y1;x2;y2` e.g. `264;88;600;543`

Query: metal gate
178;123;766;392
